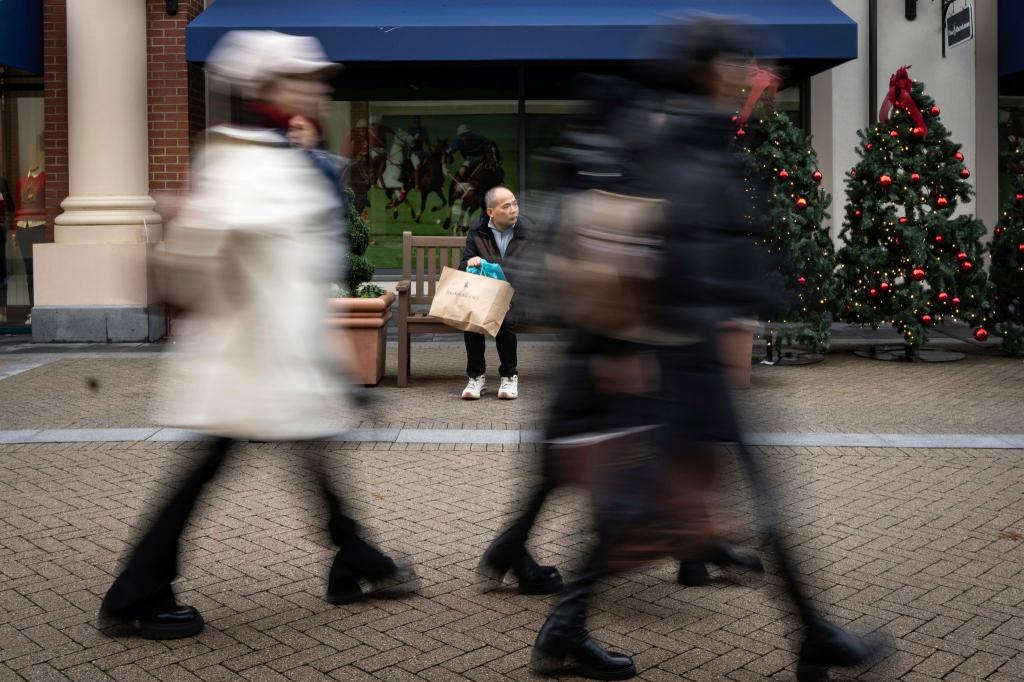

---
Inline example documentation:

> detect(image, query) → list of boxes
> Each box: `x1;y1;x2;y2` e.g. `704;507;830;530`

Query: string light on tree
836;65;993;351
733;62;837;353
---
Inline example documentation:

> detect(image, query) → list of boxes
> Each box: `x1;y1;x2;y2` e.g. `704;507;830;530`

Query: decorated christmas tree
836;66;992;351
989;141;1024;354
732;67;837;352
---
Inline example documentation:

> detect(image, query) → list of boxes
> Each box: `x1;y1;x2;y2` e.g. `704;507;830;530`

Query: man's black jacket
458;215;532;287
458;215;533;326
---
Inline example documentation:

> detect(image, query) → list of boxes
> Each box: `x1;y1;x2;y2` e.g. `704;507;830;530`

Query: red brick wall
42;0;67;241
42;1;207;233
147;0;206;193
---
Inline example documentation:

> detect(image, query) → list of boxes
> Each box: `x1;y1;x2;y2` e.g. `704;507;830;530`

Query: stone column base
31;304;166;342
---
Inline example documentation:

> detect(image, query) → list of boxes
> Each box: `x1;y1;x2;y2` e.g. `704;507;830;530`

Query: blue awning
187;0;856;67
1001;0;1024;77
0;0;42;74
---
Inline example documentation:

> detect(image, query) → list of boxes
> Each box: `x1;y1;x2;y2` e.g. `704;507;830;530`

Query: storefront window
999;96;1024;205
323;100;519;271
320;72;804;272
777;83;803;127
1;74;45;329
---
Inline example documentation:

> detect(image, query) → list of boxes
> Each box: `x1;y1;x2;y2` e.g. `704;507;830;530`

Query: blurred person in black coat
480;17;887;682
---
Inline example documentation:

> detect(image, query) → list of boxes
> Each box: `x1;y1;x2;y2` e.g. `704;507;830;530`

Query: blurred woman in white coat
99;31;416;640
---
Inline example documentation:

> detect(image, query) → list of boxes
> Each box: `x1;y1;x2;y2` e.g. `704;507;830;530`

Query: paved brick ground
0;344;1021;434
2;341;1024;680
1;440;1023;681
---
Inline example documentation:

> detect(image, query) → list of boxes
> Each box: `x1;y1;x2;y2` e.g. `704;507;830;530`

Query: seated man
459;186;528;400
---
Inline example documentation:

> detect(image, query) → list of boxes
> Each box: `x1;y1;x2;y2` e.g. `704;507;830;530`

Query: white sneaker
498;375;519;400
462;375;486;400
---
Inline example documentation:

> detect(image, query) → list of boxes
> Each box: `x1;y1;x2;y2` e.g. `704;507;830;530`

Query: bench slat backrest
402;231;467;305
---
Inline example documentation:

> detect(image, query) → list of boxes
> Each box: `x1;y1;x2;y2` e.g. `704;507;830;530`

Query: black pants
101;438;395;617
16;225;46;307
465;321;517;378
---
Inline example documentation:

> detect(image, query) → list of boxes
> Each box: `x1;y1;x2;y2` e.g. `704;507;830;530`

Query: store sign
945;0;974;50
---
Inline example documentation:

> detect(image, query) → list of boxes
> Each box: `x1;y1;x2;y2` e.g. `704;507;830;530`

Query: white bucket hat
207;30;341;98
456;124;471;135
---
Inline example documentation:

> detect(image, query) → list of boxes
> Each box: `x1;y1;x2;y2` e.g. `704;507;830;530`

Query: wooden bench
395;231;468;387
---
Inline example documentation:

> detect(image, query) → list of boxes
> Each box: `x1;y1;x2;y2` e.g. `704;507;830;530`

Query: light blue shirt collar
488;217;515;258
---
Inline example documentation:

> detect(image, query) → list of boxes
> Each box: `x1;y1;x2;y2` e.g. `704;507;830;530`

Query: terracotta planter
716;319;757;390
326;291;395;386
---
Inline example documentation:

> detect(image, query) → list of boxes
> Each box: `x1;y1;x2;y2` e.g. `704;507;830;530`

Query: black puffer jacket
550;86;772;337
645;95;774;333
458;215;533;288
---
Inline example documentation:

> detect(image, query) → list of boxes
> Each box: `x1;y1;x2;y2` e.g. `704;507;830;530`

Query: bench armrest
396;280;410;294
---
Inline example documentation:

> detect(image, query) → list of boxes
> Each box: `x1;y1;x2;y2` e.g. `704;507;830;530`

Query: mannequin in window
14;165;46;308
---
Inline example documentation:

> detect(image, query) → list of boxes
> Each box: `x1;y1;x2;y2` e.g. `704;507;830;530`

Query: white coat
155;125;351;440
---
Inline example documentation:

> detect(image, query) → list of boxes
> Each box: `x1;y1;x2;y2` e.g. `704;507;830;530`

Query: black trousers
101;438;395;617
464;321;518;378
16;225;45;307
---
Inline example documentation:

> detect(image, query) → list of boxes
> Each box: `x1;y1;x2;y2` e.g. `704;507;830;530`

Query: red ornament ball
954;151;965;162
731;115;739;124
957;251;968;260
853;209;862;218
880;174;893;187
796;276;807;285
930;105;940;117
1018;243;1024;253
936;196;949;208
866;143;874;151
889;130;900;138
960;167;971;179
1017;193;1024;203
938;292;950;302
795;197;808;210
912;126;926;139
934;235;944;244
778;169;790;180
921;314;933;326
880;282;891;292
812;169;823;183
952;296;961;306
974;328;989;342
898;217;909;224
994;226;1004;237
735;128;746;138
961;260;974;272
912;267;926;281
910;172;921;183
869;288;878;298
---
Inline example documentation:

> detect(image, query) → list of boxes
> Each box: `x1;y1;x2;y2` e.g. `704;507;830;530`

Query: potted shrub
326;193;394;385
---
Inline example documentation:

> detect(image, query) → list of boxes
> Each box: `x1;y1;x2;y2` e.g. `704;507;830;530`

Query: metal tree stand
853;343;965;363
760;329;826;366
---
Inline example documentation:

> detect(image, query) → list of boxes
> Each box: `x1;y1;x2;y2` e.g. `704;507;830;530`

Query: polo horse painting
413;139;448;224
381;128;420;220
442;145;505;235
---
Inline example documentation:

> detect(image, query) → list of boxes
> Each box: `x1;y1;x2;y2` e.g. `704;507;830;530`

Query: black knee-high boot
479;476;563;594
531;537;636;681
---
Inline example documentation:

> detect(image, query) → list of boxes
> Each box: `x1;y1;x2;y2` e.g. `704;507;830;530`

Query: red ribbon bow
879;65;926;137
736;66;782;126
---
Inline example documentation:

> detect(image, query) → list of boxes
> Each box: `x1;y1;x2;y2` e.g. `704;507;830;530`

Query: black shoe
796;618;888;681
677;544;764;586
327;561;420;605
677;561;710;586
514;554;564;595
709;543;764;572
479;548;563;595
99;603;204;640
532;626;636;680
